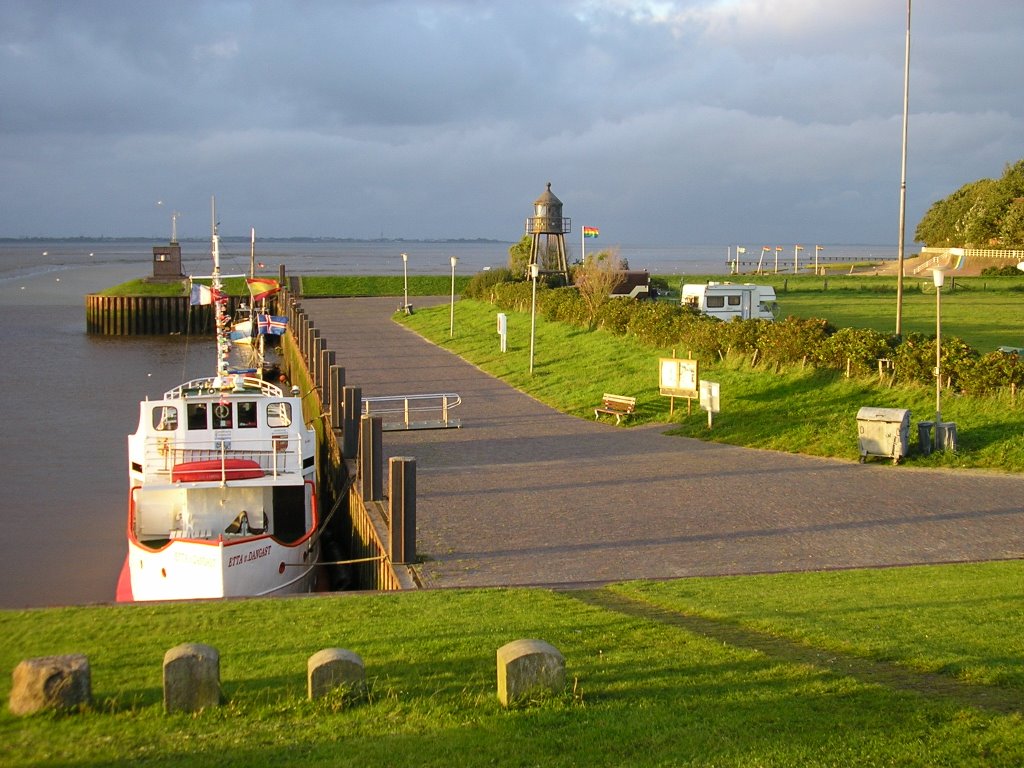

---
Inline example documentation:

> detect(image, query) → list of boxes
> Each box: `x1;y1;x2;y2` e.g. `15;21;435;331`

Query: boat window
153;406;178;431
187;402;208;430
238;401;258;428
267;402;292;428
706;296;725;308
727;295;741;306
212;402;233;429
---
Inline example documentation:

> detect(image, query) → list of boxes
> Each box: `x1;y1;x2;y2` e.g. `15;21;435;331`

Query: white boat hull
125;534;318;601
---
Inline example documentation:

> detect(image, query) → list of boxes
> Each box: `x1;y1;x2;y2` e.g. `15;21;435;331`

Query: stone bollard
496;639;565;707
9;654;91;716
163;643;221;714
307;649;367;703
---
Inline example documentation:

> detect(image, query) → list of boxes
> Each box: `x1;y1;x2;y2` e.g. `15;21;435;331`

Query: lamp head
932;269;944;288
530;263;539;279
401;252;408;262
450;256;458;267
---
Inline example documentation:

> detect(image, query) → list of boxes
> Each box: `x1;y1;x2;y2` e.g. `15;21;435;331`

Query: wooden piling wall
85;295;245;336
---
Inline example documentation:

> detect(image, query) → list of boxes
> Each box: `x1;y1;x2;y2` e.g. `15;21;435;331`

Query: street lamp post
449;256;457;338
401;252;409;312
529;263;539;374
933;269;943;426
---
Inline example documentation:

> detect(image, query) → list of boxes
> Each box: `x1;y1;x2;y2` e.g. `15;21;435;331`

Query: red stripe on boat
115;553;134;602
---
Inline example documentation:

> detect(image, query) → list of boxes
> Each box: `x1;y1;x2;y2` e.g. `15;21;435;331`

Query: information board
659;357;699;398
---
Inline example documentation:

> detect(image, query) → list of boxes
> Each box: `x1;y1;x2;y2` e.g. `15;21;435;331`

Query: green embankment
2;563;1023;766
399;294;1024;472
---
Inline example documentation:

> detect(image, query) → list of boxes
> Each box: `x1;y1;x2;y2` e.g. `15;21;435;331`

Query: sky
1;1;1022;245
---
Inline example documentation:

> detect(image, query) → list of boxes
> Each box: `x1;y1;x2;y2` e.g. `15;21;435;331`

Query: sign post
659;357;699;415
699;380;721;429
496;312;507;353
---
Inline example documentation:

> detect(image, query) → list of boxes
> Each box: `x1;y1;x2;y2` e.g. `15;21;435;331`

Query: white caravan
681;282;778;321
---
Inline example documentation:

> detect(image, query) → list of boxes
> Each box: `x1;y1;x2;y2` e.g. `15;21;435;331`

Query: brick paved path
306;297;1024;588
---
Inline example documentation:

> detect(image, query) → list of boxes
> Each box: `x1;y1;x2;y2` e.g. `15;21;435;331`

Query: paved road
305;296;1024;588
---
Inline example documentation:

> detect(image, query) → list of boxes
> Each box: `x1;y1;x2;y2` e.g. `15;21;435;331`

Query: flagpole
895;0;911;337
581;225;585;264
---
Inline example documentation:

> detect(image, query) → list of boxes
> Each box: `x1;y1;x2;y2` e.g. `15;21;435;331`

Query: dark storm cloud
1;0;1022;244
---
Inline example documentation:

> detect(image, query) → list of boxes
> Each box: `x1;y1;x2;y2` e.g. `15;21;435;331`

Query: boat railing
143;431;306;480
362;392;462;431
164;376;284;399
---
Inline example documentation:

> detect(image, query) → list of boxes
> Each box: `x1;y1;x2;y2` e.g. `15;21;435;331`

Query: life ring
214;403;230;420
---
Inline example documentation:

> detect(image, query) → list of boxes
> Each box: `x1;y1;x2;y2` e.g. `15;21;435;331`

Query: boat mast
211;197;230;380
249;226;266;367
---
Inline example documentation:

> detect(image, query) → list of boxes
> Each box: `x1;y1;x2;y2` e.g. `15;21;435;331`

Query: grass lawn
2;562;1022;767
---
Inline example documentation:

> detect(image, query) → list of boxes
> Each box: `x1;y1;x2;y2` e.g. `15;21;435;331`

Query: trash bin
917;420;934;456
856;407;911;464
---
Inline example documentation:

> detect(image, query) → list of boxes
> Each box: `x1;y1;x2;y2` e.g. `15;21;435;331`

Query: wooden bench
594;394;637;425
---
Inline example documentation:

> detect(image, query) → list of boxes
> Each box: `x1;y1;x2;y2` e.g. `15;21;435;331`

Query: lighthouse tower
525;182;571;282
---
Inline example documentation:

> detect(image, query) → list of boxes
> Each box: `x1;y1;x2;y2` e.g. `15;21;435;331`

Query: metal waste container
856;407;911;464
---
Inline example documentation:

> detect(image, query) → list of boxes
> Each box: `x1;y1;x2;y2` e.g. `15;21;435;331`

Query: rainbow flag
246;277;280;300
582;226;600;238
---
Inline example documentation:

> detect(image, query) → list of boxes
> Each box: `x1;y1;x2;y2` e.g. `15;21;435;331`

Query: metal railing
912;254;948;275
362;393;462;431
144;431;305;480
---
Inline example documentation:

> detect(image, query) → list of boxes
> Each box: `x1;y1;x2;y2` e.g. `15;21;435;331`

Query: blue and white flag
257;314;288;336
189;284;221;306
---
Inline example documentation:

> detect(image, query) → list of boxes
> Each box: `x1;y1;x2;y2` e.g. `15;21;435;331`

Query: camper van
681;282;778;321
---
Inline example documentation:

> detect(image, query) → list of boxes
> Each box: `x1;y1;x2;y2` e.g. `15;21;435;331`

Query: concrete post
163;643;221;714
496;639;565;707
307;648;367;702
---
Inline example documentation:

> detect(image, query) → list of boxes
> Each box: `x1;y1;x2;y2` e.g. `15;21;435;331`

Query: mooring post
388;457;416;564
296;312;308;357
342;386;361;459
359;415;383;502
307;325;319;383
320;349;334;405
330;366;346;431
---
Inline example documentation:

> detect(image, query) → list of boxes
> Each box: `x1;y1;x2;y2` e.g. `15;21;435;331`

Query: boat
118;200;318;602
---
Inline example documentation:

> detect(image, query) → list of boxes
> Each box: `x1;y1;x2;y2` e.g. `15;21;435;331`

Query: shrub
980;265;1024;276
958;350;1024;395
463;268;516;300
756;316;833;364
814;327;896;376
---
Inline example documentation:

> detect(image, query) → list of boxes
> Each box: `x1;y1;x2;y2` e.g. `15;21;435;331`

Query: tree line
915;159;1024;248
